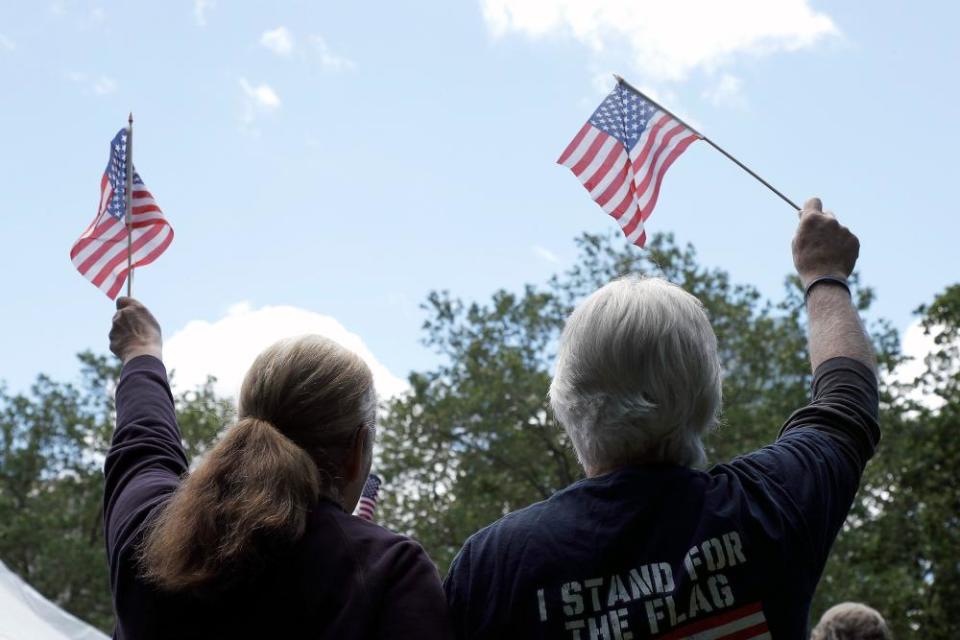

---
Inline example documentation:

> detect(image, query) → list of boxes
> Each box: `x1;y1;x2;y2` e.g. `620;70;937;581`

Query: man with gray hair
444;198;879;640
811;602;893;640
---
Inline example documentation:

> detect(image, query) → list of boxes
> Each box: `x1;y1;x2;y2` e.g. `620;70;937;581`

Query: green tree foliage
0;353;232;632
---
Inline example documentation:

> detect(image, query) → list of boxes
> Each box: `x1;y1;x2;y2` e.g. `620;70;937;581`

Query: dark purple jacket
104;355;451;639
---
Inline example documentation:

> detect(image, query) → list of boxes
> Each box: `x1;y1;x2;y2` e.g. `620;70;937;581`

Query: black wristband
804;275;851;302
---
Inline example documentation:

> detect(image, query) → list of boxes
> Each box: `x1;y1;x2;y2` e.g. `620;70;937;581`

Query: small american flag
354;473;381;522
70;128;173;299
558;79;700;248
658;602;769;640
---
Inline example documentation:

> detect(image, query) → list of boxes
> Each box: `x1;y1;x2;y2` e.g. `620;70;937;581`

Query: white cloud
239;77;281;127
0;35;15;51
164;302;409;402
193;0;214;26
239;78;280;108
481;0;839;81
261;26;295;56
532;244;560;264
703;74;746;108
312;36;356;71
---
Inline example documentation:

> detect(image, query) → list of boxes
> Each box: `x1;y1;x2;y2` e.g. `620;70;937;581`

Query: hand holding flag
108;297;163;365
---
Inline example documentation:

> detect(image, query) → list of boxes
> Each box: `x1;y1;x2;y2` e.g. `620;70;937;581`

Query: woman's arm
103;298;188;590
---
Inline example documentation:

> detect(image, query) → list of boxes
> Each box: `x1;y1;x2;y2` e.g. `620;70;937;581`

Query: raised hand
791;197;860;287
109;297;163;364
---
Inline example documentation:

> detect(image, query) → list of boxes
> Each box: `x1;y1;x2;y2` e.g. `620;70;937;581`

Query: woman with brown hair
104;297;450;639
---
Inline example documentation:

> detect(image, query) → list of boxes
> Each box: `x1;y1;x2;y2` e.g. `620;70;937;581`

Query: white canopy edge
0;559;109;640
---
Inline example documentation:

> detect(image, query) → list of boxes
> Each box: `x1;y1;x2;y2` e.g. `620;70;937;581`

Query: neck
585;456;689;477
585;463;623;478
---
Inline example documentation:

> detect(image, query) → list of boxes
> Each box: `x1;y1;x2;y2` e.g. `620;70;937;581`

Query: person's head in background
549;276;721;475
141;335;377;590
811;602;893;640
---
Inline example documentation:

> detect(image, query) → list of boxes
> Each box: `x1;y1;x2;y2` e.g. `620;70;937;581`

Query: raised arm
103;298;188;587
732;198;881;568
792;197;876;373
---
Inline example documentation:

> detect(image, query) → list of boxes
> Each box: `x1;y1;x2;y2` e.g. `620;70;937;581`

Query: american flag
70;128;173;299
354;473;381;522
558;79;700;248
658;602;770;640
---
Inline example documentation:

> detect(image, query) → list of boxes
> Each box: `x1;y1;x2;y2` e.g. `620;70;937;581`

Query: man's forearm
806;284;876;373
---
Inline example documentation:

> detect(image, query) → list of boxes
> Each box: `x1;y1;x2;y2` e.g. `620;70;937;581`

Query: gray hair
811;603;893;640
549;276;721;471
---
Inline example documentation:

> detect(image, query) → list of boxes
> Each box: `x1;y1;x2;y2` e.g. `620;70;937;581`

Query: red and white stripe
659;602;770;640
558;111;699;248
355;496;377;522
70;174;173;299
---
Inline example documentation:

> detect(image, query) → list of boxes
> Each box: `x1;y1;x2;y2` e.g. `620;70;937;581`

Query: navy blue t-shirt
444;357;879;640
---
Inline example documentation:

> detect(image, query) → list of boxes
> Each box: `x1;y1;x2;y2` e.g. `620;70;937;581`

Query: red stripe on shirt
723;620;771;640
658;602;764;640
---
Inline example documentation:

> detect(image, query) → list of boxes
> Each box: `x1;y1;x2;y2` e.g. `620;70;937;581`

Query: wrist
122;344;163;365
803;275;851;303
799;270;848;289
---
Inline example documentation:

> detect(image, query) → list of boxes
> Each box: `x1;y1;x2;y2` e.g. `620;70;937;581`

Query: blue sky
1;1;957;397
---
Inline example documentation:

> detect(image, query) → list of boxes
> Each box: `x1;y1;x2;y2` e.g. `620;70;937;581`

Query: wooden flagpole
613;75;800;211
124;113;134;297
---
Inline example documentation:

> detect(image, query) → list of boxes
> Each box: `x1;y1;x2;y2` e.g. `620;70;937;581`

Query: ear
345;426;368;482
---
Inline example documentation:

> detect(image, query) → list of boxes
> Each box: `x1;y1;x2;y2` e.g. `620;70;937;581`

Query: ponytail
140;417;320;591
141;334;376;591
